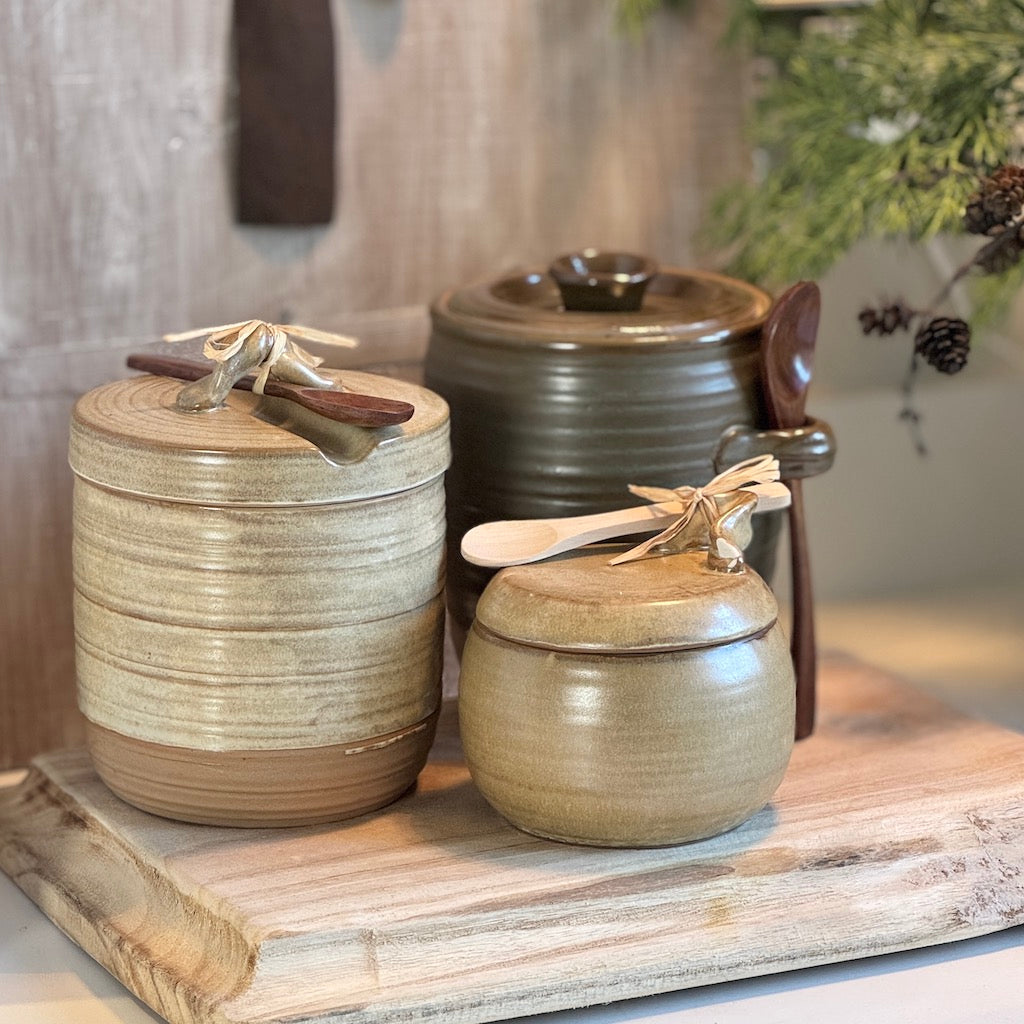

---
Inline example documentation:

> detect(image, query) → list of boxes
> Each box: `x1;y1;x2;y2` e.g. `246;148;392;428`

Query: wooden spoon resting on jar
760;281;822;741
461;483;791;567
127;353;414;427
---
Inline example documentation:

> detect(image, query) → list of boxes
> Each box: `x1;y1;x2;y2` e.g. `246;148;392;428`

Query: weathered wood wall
0;0;751;767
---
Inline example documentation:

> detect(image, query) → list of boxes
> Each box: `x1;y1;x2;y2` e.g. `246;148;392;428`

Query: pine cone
914;316;970;374
963;165;1024;235
975;222;1024;275
858;301;914;335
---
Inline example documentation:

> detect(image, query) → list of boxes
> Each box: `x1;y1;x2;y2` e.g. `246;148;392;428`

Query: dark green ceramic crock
425;250;832;651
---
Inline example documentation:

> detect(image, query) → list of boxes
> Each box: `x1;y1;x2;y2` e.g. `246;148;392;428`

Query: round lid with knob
431;249;771;348
472;546;779;655
69;371;450;506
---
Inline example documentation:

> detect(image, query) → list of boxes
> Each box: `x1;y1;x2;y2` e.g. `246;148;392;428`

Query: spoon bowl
762;286;820;425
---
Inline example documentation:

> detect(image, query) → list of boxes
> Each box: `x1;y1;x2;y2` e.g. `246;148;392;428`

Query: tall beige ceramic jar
459;547;795;848
69;371;449;826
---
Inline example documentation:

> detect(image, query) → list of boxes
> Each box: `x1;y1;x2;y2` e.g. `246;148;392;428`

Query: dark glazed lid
431;249;772;348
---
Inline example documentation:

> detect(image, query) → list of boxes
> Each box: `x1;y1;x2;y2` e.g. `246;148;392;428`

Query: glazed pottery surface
458;548;795;848
69;371;450;826
426;259;791;647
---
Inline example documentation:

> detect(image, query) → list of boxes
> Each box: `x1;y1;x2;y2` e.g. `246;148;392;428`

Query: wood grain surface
0;0;752;768
2;657;1023;1024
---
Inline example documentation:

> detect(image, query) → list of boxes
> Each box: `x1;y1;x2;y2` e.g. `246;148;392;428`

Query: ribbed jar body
425;266;777;645
69;372;449;826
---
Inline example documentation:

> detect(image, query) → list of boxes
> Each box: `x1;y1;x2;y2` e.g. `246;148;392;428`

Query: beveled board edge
0;760;266;1024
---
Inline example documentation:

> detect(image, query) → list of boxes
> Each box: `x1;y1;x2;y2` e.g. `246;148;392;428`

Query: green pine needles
621;0;1024;311
709;1;1024;287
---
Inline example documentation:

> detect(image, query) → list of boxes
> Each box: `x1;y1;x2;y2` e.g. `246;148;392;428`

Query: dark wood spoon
761;281;821;741
127;353;414;427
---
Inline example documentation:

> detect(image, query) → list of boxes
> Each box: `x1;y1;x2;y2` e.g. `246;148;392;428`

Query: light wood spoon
760;281;821;741
461;485;791;568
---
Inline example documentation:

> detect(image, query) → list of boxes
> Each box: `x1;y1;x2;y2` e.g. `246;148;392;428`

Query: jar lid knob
548;250;658;312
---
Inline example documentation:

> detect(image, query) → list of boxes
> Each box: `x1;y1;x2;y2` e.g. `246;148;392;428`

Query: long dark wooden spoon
761;281;821;741
127;353;414;427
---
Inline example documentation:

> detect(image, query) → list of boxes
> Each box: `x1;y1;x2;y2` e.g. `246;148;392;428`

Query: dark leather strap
234;0;336;224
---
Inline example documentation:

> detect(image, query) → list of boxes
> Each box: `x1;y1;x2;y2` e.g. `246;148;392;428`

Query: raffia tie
201;321;320;395
608;454;781;566
165;319;359;395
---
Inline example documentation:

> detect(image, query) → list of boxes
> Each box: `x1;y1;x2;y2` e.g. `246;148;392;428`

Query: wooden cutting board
2;656;1023;1024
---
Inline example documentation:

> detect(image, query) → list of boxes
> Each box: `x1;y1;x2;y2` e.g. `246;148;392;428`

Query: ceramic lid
473;547;778;653
431;253;771;349
69;370;450;506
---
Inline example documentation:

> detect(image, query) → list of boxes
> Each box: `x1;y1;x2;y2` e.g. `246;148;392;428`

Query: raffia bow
163;319;358;394
608;454;782;567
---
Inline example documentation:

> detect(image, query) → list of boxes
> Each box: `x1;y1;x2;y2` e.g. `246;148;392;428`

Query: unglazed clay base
85;710;439;827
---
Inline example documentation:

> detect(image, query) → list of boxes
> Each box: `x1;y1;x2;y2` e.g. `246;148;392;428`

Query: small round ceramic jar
69;370;449;827
458;547;795;847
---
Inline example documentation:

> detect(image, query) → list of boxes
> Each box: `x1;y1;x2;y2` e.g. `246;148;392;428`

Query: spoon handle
126;354;414;427
787;479;816;740
461;503;683;568
759;279;821;742
461;485;791;568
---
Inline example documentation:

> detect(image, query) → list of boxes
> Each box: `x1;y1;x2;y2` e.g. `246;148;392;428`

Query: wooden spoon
761;281;821;741
127;353;414;427
461;485;791;568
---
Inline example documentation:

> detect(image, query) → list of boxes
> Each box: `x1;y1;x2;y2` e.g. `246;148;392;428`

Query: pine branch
858;164;1024;451
699;0;1024;315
